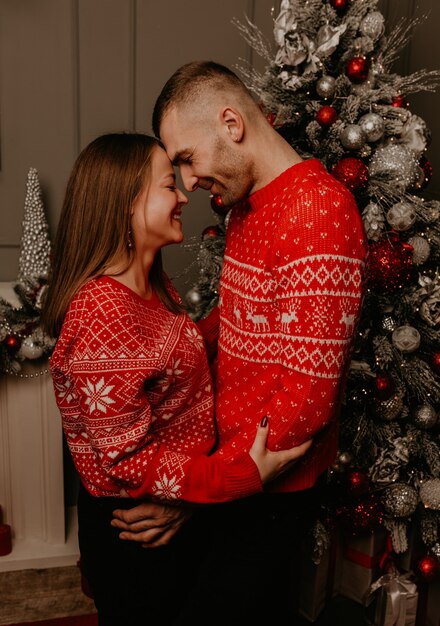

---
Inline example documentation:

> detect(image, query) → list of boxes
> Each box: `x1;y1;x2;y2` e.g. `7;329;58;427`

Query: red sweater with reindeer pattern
214;158;368;492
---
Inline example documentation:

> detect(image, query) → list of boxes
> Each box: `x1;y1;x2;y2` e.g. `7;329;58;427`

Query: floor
0;564;369;626
0;566;96;626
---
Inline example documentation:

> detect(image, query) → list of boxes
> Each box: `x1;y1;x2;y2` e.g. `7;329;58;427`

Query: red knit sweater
50;277;261;502
214;159;368;492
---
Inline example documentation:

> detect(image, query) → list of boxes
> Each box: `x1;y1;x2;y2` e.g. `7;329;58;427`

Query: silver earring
128;230;133;249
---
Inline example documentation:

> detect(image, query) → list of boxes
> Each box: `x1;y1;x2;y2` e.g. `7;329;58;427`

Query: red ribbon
344;545;383;569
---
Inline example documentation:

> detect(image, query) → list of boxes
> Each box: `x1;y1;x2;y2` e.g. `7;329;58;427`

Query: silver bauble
358;113;385;143
360;11;385;41
185;287;202;306
419;479;440;510
413;404;438;430
18;337;44;360
338;451;353;466
386;201;417;231
340;124;366;151
408;236;430;265
369;144;419;190
316;75;336;99
382;482;419;518
392;325;421;353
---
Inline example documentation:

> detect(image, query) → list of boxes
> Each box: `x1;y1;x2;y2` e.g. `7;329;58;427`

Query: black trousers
77;484;211;626
174;480;324;626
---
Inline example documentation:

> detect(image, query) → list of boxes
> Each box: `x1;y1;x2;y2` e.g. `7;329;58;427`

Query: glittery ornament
340;124;366;150
337;494;384;534
359;11;385;41
202;225;223;239
432;544;440;559
392;95;410;109
419;478;440;510
358;113;385;143
413;404;438;430
17;168;51;285
382;315;397;332
386;202;417;231
392;325;420;353
408;236;430;265
346;56;370;83
332;157;369;191
368;144;419;191
362;202;385;241
417;554;440;582
382;483;419;518
316;75;336;99
316;105;338;127
367;234;413;293
376;391;404;421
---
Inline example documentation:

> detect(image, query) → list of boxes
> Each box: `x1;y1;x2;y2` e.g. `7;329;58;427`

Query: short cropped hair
152;61;254;138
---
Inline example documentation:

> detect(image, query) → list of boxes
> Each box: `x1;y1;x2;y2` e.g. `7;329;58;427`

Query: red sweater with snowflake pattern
50;276;261;502
214;158;368;492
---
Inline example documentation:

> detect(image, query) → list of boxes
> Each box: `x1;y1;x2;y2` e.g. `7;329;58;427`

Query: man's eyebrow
171;149;192;166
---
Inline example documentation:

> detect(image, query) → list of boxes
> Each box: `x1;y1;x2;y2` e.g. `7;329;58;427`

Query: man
112;61;367;624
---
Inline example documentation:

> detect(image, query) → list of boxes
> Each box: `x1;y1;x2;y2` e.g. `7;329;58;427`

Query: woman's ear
221;107;244;143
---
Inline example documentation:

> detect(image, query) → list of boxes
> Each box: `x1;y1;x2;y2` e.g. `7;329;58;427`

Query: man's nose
181;169;199;192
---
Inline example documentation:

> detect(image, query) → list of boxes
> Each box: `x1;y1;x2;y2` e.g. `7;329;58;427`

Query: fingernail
260;416;268;427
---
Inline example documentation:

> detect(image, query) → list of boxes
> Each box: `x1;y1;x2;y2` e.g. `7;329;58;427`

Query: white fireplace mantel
0;282;79;571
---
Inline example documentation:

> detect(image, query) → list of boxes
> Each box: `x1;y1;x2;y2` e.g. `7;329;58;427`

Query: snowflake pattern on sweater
215;159;368;492
50;277;261;502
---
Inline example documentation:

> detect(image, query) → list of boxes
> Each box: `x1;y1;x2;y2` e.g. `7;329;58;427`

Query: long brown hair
41;132;183;339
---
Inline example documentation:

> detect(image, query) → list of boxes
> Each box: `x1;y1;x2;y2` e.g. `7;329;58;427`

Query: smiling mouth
172;211;182;221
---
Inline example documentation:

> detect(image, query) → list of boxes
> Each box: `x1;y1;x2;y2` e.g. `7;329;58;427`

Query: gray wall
1;0;439;295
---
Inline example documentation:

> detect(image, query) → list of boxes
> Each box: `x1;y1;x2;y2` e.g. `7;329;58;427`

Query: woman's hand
249;416;313;484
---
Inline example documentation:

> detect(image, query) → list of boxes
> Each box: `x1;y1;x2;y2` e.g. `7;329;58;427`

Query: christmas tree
186;0;440;575
0;167;55;375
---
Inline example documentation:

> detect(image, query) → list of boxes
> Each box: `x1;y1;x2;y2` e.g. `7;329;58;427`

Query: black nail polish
260;416;268;427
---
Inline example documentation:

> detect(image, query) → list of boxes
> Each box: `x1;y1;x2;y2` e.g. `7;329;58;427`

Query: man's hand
249;417;313;484
111;501;192;548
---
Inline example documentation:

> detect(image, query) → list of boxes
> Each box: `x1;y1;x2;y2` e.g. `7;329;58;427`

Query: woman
42;133;310;625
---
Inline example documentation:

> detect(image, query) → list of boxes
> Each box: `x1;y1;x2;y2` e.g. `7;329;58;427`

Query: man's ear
220;107;244;143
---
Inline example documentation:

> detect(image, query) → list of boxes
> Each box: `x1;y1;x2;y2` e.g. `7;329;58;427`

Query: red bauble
330;0;350;13
367;233;414;293
4;334;21;353
331;157;369;191
346;470;371;497
431;352;440;375
201;225;222;239
266;111;276;127
420;156;433;189
210;194;229;216
374;372;395;400
417;554;440;582
345;56;370;83
316;105;338;127
392;95;410;109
